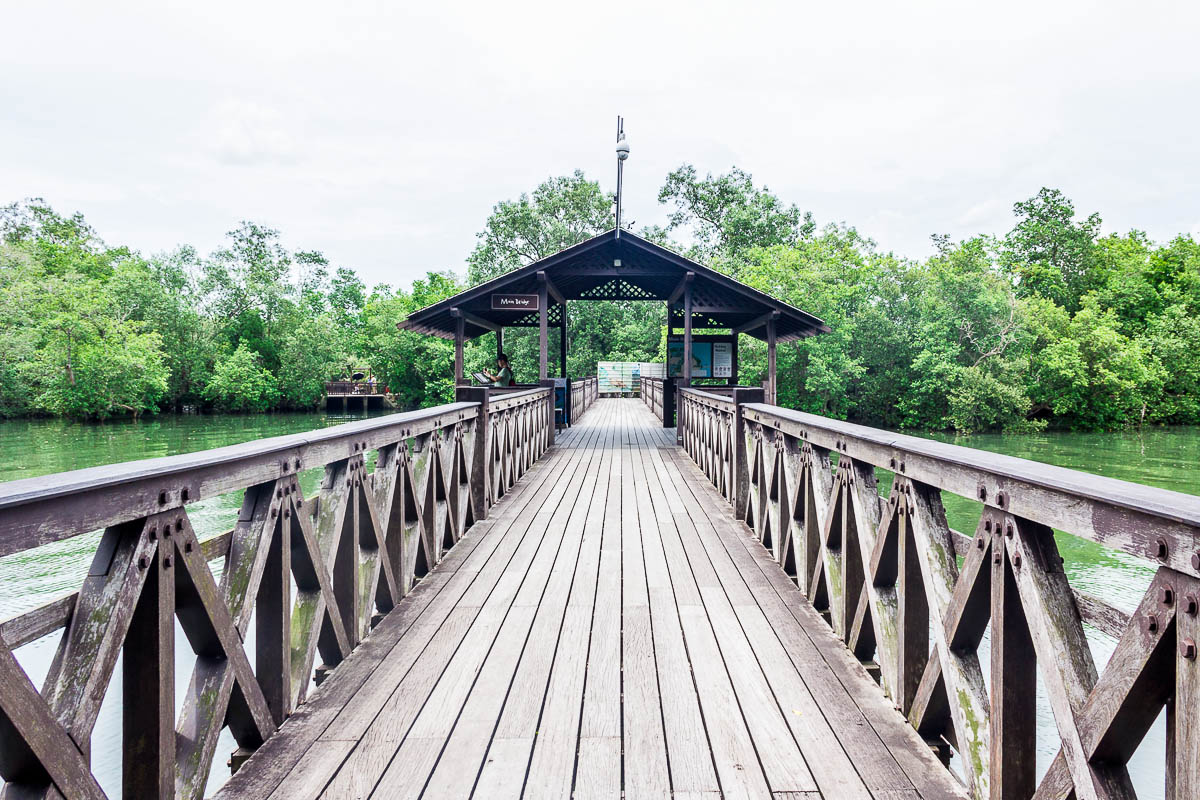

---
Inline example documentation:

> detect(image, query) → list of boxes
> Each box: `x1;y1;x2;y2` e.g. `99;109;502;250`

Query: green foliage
278;317;344;409
466;171;613;284
659;165;814;263
361;274;462;409
204;344;279;412
1004;188;1103;311
4;176;1200;434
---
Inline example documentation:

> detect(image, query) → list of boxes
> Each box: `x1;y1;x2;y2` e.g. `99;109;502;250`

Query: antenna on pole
615;116;629;238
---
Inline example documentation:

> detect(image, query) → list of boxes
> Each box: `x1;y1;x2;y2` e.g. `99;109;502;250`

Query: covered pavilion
397;227;828;408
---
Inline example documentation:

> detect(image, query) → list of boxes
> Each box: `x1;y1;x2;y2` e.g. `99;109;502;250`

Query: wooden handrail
567;376;598;426
323;380;381;395
0;388;554;799
677;386;1200;799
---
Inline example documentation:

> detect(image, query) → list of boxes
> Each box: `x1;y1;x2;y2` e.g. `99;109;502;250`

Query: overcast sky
2;0;1198;289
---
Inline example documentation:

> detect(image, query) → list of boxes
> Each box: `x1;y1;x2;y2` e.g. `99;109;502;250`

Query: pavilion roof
397;229;829;343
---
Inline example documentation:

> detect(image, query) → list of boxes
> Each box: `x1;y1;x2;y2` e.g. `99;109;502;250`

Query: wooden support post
897;501;928;713
731;387;765;520
730;333;739;386
662;377;676;429
539;380;556;447
256;509;291;726
452;308;465;385
683;273;694;387
990;528;1036;799
1177;572;1200;798
496;327;504;359
123;537;174;799
766;312;777;405
455;386;490;521
537;273;549;381
559;302;568;378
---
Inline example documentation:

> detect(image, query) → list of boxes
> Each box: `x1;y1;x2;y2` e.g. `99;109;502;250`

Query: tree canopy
3;168;1198;433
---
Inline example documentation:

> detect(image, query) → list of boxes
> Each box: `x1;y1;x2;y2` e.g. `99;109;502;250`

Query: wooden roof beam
666;272;694;304
538;271;565;305
733;310;781;336
449;307;500;333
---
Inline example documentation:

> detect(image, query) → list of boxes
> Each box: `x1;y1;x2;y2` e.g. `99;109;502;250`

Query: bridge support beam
559;302;568;378
451;309;465;384
537;272;549;381
766;312;777;405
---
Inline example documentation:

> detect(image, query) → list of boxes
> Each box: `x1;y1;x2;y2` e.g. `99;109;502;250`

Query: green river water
1;410;1194;797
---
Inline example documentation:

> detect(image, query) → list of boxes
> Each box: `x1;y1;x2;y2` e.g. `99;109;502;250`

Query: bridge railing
0;387;552;799
641;375;665;422
678;386;1200;800
323;380;380;395
569;376;598;426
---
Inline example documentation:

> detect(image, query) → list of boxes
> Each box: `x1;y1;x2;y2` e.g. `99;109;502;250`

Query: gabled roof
397;229;830;343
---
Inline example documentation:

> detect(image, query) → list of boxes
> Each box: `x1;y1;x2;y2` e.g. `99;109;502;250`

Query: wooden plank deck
215;399;967;800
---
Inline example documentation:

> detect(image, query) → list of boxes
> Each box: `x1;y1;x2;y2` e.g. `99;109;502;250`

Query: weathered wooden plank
1005;516;1135;800
122;538;175;799
41;516;157;747
573;737;621;800
312;408;607;798
211;400;993;800
1034;568;1183;797
522;403;617;799
666;447;965;800
618;431;672;799
1176;573;1200;800
642;419;820;794
0;640;106;800
626;424;722;797
643;438;872;800
905;480;990;797
990;532;1036;800
579;432;623;747
0;594;75;650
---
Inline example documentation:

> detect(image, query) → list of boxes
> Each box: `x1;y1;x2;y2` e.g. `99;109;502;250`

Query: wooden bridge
1;377;1197;800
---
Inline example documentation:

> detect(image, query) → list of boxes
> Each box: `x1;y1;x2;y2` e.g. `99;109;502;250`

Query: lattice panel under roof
578;279;658;300
507;304;564;327
688;282;739;309
668;308;738;329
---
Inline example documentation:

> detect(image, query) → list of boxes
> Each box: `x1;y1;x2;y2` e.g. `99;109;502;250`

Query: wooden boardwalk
216;399;966;800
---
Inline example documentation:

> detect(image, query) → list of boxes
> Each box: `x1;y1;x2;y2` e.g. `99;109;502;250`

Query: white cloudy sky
2;0;1198;289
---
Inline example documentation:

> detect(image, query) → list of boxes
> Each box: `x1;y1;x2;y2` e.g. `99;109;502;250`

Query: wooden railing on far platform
677;386;1200;800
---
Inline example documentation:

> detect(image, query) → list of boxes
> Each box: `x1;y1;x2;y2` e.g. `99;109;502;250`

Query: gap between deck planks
215;399;968;800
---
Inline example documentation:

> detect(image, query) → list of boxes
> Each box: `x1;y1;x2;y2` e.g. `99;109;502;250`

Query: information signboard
712;342;733;378
667;341;713;378
490;294;539;311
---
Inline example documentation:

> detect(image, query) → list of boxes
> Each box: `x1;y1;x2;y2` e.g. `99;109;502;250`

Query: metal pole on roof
615;116;629;238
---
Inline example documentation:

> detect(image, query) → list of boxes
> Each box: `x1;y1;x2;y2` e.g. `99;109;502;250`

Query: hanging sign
491;293;539;311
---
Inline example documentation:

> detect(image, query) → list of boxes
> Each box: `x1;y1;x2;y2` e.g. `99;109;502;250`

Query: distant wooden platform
215;399;966;800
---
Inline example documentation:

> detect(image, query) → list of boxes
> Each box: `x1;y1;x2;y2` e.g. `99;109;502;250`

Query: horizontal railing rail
568;376;598;426
323;380;381;395
0;387;553;799
677;386;1200;800
641;375;667;426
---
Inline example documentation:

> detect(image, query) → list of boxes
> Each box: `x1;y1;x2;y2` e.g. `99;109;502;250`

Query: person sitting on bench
482;353;514;387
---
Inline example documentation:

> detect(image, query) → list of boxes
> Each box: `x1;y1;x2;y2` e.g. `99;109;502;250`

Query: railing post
663;377;676;431
731;387;764;521
455;386;490;520
539;379;556;447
